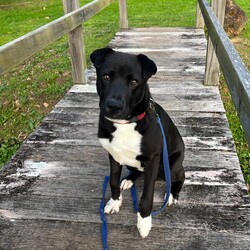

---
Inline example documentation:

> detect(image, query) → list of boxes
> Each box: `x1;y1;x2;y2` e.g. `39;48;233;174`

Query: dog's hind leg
171;175;185;201
166;169;185;206
120;167;143;191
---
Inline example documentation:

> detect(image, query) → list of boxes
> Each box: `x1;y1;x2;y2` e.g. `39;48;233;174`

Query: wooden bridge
0;0;250;249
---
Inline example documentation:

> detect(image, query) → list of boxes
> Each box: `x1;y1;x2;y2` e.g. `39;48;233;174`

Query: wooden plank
114;28;205;35
54;92;225;112
27;176;248;202
0;218;249;250
71;82;220;95
7;150;241;179
1;143;244;196
63;0;87;84
198;0;250;145
51;108;229;131
4;146;241;172
111;47;206;56
110;36;207;49
1;193;249;224
0;0;114;76
32;113;232;139
7;139;239;169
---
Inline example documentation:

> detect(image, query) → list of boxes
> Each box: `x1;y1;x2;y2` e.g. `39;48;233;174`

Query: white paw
137;212;152;238
120;179;134;190
104;196;122;214
165;193;178;206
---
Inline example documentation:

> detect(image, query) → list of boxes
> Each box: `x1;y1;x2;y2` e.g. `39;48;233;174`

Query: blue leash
100;115;171;249
100;175;110;250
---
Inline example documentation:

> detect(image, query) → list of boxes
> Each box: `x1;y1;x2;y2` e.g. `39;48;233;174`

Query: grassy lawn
0;0;249;189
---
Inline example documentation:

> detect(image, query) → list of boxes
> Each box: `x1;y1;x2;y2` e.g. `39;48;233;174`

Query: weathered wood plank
2;161;245;198
1;193;249;227
109;36;207;49
6;150;241;179
32;122;231;140
70;82;221;97
25;176;249;203
114;28;205;35
1;142;244;197
3;148;242;175
0;218;249;250
7;140;239;173
40;108;231;138
54;92;225;112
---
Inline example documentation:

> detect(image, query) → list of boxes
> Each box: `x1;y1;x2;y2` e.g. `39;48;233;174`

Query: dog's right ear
90;48;114;69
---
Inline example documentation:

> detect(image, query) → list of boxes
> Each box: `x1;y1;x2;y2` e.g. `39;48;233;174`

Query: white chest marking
99;122;144;171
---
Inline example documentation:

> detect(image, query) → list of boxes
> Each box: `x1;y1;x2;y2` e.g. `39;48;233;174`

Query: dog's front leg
137;155;160;238
104;154;123;214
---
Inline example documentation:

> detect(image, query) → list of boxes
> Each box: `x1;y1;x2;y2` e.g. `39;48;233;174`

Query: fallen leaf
43;102;49;108
15;100;20;107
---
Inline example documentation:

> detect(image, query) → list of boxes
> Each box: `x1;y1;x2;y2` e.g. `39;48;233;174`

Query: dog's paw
166;193;178;206
137;212;152;238
120;179;134;191
104;196;122;214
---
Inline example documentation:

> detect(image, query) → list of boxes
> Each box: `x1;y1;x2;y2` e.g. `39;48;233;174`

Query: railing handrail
0;0;114;77
198;0;250;145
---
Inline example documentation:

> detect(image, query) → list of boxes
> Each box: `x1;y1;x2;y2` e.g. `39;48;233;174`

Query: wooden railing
0;0;249;144
197;0;250;145
0;0;120;83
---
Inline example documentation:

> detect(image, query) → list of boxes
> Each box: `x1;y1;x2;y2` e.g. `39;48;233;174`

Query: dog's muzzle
104;98;126;118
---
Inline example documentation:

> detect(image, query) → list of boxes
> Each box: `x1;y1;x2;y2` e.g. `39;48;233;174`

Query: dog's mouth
104;111;130;121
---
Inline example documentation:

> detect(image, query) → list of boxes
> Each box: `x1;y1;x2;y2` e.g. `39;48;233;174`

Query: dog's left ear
90;47;114;69
137;54;157;79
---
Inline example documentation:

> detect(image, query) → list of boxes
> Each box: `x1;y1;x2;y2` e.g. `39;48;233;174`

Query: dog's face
90;48;157;120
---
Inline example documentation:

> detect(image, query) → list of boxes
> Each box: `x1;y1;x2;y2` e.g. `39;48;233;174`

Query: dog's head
90;48;157;120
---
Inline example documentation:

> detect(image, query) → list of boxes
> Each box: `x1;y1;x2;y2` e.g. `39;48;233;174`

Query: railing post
62;0;87;84
196;1;204;28
119;0;128;30
204;0;226;86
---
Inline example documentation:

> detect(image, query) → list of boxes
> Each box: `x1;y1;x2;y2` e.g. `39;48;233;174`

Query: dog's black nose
106;98;123;114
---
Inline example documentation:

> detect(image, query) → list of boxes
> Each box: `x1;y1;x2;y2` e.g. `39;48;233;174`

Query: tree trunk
224;0;248;37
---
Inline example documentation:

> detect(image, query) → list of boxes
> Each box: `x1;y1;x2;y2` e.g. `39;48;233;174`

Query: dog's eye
102;75;110;81
129;80;138;88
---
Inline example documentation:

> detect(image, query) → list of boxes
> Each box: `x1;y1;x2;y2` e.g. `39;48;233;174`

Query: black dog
90;48;185;238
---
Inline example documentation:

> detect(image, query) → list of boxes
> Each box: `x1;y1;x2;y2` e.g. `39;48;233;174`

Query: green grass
0;0;249;189
127;0;196;27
